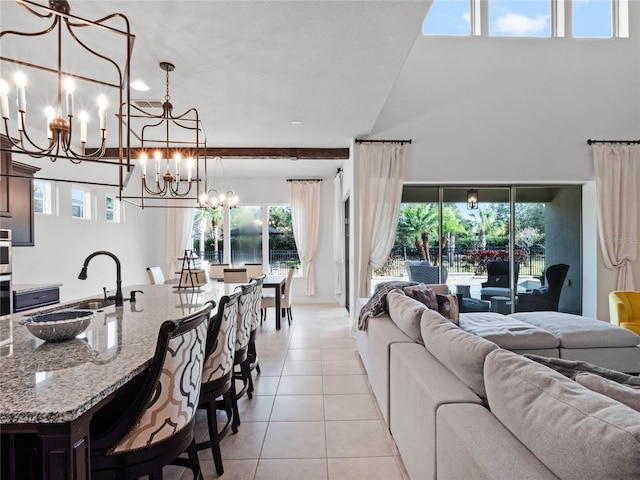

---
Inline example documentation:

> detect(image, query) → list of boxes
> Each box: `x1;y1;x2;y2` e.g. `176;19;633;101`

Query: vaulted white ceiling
1;0;433;176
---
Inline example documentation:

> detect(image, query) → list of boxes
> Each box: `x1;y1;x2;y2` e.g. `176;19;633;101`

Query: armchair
516;263;569;312
406;262;448;284
480;260;519;300
609;291;640;334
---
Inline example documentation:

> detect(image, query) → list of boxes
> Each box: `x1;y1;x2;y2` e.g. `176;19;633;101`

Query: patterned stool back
249;276;264;332
108;303;212;454
202;292;240;384
235;284;254;351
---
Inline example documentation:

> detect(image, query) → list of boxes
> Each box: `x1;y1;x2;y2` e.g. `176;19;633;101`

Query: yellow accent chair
609;291;640;334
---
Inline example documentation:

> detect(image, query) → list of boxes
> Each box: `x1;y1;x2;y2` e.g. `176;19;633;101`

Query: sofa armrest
437;404;558;480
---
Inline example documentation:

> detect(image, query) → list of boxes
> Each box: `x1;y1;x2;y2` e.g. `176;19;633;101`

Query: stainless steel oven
0;229;10;275
0;273;11;317
0;230;11;317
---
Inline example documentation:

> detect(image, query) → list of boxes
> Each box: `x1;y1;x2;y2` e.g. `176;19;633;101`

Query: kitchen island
0;282;236;480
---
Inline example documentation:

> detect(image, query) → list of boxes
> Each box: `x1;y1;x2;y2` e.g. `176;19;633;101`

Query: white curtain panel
166;200;195;277
357;143;406;298
594;144;639;290
290;180;321;296
333;173;345;296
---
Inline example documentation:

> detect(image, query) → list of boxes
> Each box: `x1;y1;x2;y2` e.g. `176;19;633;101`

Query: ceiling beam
101;147;350;160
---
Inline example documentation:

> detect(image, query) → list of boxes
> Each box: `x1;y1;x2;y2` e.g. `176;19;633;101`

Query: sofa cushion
357;280;417;330
387;289;427;344
485;349;640;480
459;312;559;350
575;372;640;412
403;284;438;311
421;309;498;399
509;312;640;348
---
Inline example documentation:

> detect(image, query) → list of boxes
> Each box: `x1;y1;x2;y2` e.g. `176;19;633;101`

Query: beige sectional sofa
356;290;640;480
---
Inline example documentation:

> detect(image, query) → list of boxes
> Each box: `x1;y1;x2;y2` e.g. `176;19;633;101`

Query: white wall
11;159;165;303
361;4;640;319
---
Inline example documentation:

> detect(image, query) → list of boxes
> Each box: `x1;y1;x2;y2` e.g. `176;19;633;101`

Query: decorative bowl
21;310;95;342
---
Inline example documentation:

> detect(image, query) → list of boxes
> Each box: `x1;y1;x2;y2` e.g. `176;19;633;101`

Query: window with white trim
422;0;628;38
71;187;91;219
33;179;54;215
489;0;551;37
106;195;121;223
574;0;612;38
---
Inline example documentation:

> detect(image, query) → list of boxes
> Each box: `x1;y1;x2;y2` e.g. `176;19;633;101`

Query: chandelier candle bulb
140;153;147;177
64;78;74;117
98;95;107;130
15;72;26;112
45;107;55;139
79;111;88;143
187;158;193;181
0;80;9;119
175;153;181;182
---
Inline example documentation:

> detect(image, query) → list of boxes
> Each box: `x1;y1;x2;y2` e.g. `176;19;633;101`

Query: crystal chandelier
0;0;132;165
198;157;238;209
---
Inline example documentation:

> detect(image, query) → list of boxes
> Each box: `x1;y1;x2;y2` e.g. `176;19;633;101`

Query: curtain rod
286;178;323;182
355;139;412;144
587;139;640;145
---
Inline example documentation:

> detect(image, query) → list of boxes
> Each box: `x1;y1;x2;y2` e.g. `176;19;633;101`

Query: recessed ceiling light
130;80;150;91
291;120;302;125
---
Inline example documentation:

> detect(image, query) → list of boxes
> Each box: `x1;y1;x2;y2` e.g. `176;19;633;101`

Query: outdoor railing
197;249;300;276
373;246;545;278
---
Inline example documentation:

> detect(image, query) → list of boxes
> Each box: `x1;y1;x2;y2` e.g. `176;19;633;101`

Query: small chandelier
467;189;479;209
198;157;238;209
118;61;205;207
0;0;132;165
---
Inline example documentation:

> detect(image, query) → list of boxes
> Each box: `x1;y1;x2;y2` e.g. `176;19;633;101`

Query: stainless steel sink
72;299;116;310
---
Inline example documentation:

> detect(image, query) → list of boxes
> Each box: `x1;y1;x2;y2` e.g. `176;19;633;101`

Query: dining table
262;274;286;330
0;281;240;480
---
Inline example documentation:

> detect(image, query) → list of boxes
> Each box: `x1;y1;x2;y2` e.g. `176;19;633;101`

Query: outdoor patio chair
516;263;569;312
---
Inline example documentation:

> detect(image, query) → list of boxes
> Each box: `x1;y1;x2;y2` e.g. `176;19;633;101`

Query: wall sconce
467;189;478;209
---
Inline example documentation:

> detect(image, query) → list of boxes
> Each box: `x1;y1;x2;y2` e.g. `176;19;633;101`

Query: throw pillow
357;280;418;330
403;284;438;311
575;372;640;412
436;294;460;326
524;355;640;386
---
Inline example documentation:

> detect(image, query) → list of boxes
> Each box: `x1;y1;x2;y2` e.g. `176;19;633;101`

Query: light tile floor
164;304;409;480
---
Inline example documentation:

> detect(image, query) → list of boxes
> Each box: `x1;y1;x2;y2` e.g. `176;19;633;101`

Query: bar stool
90;302;213;480
197;292;241;476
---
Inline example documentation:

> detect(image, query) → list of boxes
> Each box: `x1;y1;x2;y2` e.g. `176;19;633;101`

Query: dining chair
197;291;241;476
248;275;264;376
209;263;230;281
261;266;295;325
146;266;166;285
90;302;213;480
224;268;248;283
244;263;264;279
234;282;255;401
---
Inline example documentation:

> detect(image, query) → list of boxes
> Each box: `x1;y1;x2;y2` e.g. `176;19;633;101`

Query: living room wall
361;3;640;320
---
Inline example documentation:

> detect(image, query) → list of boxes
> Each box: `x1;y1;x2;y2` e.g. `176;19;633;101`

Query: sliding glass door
373;185;582;314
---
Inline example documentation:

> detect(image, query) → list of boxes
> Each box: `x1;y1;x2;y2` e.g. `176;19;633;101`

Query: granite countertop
12;284;63;294
0;282;236;425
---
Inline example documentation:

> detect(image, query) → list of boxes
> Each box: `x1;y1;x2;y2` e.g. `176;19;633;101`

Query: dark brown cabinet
0;136;40;246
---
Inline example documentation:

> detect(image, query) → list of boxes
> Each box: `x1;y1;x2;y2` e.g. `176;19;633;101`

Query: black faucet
78;251;124;307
